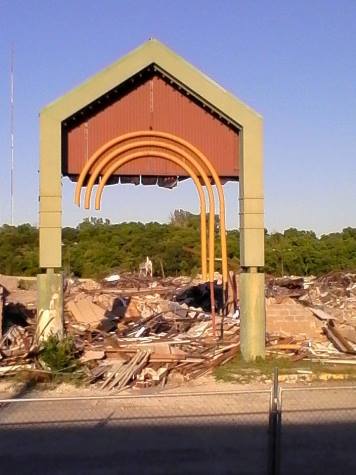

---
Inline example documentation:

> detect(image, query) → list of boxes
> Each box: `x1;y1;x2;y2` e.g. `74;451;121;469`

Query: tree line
0;210;355;278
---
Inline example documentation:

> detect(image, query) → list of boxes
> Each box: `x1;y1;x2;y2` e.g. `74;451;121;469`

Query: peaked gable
42;39;261;128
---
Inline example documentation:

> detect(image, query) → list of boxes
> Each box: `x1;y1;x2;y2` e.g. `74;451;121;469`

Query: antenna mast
10;46;15;225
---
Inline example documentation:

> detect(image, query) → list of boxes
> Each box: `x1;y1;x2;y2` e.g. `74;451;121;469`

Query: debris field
0;271;356;391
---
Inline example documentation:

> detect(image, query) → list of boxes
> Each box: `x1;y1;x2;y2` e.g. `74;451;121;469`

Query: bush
39;335;80;373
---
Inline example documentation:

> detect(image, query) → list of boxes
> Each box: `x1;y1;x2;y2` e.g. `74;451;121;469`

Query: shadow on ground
0;418;355;474
280;420;356;475
0;420;267;475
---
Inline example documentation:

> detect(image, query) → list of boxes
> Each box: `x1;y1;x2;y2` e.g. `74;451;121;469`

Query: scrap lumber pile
0;282;36;373
1;271;356;387
65;277;239;390
0;274;238;387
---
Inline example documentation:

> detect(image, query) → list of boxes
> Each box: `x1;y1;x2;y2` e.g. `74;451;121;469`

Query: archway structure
75;134;225;333
39;39;265;360
75;132;228;314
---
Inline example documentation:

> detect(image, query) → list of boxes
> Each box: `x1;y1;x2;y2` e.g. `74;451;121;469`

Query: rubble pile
0;271;355;390
0;275;239;390
0;279;36;374
300;272;356;323
65;276;239;390
266;276;306;300
266;272;356;363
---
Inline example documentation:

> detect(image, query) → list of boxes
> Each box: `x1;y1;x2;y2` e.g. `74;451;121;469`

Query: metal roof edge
41;38;262;124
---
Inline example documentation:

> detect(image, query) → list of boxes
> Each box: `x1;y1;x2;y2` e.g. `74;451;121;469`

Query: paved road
0;390;270;475
280;387;356;475
0;386;355;474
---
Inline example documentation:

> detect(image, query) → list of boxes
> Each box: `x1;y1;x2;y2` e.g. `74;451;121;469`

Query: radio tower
10;46;15;225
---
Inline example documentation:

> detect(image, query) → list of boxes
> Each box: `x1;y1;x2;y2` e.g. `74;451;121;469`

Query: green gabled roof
42;38;261;127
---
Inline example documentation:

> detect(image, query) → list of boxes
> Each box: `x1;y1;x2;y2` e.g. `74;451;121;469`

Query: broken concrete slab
80;350;105;363
66;296;106;328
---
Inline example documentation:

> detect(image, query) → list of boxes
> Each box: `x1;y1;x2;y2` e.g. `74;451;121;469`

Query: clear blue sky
0;0;355;234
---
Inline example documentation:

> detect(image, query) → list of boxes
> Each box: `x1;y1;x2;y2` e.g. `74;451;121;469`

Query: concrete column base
240;271;266;361
36;273;64;341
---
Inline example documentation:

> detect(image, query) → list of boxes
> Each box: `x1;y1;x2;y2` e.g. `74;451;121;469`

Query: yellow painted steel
81;146;216;285
80;140;216;282
87;150;209;281
74;131;228;287
97;151;216;286
91;150;213;283
83;148;219;334
93;151;219;327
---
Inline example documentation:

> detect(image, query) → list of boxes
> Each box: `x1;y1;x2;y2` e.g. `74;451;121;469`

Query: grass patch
214;354;356;383
32;335;86;387
39;335;80;373
3;337;86;391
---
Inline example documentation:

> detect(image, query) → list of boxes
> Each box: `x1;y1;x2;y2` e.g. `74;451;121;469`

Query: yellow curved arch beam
74;131;228;289
84;141;201;209
81;141;216;285
86;146;216;283
83;141;217;283
75;140;209;281
91;149;217;332
91;149;214;283
88;146;209;281
83;144;209;281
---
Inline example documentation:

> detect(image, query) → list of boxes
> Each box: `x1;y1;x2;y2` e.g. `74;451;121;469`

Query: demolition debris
0;271;356;391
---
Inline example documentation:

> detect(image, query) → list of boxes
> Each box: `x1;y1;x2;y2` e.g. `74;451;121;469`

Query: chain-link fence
0;390;271;475
1;382;355;474
279;385;356;475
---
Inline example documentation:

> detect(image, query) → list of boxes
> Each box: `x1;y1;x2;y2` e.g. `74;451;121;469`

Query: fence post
268;367;281;475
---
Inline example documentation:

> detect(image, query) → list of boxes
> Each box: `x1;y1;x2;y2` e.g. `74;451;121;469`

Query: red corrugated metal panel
66;75;239;178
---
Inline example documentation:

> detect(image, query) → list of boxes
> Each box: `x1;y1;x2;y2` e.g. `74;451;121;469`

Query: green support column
36;272;63;341
38;110;63;342
239;113;265;361
240;270;265;361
